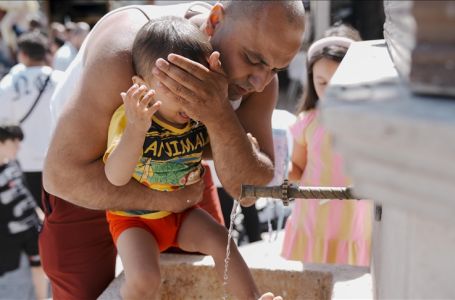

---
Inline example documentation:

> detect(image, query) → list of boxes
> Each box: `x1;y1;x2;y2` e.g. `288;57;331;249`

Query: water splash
222;199;240;300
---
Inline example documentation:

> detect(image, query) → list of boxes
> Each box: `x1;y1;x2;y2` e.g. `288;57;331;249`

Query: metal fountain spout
240;179;359;206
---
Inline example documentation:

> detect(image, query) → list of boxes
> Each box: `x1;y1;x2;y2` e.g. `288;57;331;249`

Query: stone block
98;252;332;300
322;39;455;299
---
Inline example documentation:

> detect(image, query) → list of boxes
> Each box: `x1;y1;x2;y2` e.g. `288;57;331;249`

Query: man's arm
208;78;277;198
43;10;203;211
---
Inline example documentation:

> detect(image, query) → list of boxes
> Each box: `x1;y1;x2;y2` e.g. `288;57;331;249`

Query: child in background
104;16;266;299
0;124;47;299
281;25;372;266
0;31;63;210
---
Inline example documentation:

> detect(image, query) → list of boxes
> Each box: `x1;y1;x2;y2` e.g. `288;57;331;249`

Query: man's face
210;7;304;100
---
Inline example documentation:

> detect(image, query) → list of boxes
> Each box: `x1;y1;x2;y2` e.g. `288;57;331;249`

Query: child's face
132;75;190;128
0;139;20;162
312;57;340;99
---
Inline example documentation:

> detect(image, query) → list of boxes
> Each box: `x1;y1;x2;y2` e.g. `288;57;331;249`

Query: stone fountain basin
98;253;331;300
98;233;370;300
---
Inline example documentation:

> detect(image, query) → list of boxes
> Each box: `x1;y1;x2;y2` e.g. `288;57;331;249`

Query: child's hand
121;84;161;133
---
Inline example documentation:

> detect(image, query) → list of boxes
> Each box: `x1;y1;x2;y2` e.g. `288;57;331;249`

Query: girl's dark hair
296;24;361;113
132;16;212;79
0;125;24;143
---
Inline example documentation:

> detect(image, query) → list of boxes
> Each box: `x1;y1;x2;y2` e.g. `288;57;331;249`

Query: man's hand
247;132;260;153
152;51;231;125
239;196;257;208
166;179;205;213
238;132;263;207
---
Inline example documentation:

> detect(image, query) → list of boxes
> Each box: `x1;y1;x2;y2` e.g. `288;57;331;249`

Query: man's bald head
208;0;306;98
220;0;305;28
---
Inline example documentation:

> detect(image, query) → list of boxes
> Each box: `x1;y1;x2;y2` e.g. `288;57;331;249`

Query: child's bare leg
29;263;48;299
116;227;161;300
177;208;259;299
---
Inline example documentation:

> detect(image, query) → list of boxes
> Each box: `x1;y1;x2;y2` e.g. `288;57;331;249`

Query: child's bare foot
259;292;283;300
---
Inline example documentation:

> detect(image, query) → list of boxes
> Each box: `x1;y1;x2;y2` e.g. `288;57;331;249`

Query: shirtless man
41;1;305;299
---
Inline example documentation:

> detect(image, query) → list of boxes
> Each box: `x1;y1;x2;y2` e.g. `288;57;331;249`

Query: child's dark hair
132;16;212;79
297;24;361;113
17;31;48;62
0;125;24;143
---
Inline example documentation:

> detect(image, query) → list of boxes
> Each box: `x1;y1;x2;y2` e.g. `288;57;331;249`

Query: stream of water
222;199;240;300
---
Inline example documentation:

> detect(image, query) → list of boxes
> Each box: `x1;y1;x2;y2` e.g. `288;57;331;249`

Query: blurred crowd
0;1;89;77
0;2;90;299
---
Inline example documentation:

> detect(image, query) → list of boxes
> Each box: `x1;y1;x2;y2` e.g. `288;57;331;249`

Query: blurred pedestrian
0;31;64;209
0;124;47;300
281;24;372;266
53;21;89;71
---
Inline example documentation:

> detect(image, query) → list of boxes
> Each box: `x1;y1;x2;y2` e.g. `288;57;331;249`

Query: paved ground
0;255;35;300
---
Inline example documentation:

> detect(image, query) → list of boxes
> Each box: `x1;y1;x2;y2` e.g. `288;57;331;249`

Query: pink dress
281;109;372;266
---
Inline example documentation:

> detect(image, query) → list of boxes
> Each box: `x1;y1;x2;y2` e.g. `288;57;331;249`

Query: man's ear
205;3;225;36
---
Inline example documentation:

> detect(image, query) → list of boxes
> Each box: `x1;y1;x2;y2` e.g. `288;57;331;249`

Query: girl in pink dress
281;25;372;266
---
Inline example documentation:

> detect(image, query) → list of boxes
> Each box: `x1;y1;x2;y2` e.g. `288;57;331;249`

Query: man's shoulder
83;8;149;64
86;3;197;51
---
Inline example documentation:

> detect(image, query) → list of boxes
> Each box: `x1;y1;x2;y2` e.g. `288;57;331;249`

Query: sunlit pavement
0;254;35;300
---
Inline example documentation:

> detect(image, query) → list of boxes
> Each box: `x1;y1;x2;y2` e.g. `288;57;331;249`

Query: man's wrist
204;103;237;131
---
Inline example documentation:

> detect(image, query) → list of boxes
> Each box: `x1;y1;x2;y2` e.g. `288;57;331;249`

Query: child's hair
0;124;24;143
297;24;361;113
17;31;48;62
132;16;213;79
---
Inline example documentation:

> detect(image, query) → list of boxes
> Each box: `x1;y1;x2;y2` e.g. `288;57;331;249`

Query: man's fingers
153;59;203;100
166;54;210;81
239;196;256;207
154;72;197;103
154;82;186;105
247;133;260;150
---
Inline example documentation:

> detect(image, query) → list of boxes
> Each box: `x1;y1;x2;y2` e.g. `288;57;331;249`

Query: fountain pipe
240;179;359;206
